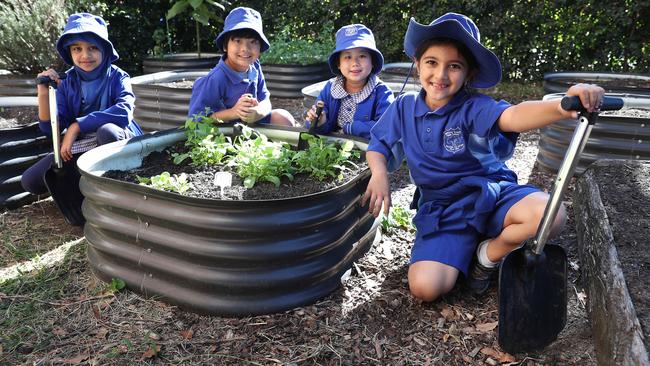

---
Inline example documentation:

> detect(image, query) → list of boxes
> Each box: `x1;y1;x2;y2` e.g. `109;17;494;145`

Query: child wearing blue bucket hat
187;7;295;126
22;13;143;195
305;24;394;139
362;13;605;301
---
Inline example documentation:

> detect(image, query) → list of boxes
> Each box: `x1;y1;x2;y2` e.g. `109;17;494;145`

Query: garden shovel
498;95;624;353
37;75;85;227
298;101;325;150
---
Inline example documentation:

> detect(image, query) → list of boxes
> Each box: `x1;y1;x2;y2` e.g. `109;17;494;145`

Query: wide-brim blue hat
56;13;119;66
328;24;384;75
215;7;270;53
403;13;501;88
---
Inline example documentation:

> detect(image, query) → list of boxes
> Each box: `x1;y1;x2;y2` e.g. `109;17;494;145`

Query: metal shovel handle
308;101;325;134
36;75;65;169
530;95;624;255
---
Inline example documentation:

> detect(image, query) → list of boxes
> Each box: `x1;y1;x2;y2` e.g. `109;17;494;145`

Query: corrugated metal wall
0;76;36;97
77;126;380;315
0;97;49;209
544;72;650;95
131;70;208;132
142;53;221;75
537;94;650;174
263;63;332;98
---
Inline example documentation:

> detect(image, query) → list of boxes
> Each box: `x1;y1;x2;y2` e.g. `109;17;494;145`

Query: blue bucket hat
328;24;384;75
215;7;270;53
403;12;501;88
56;13;119;66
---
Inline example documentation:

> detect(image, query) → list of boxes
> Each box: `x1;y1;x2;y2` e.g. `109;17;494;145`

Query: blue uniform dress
187;57;272;124
368;89;539;276
305;75;394;139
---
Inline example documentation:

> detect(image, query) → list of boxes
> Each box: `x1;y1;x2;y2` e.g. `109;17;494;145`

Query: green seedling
137;172;192;195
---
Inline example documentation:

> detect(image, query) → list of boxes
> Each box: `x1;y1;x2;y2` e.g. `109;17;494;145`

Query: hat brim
215;27;270;53
404;18;501;88
327;46;384;75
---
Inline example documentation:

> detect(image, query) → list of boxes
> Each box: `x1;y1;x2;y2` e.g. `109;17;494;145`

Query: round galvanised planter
77;125;380;316
131;70;208;132
142;53;221;74
263;62;332;98
0;97;50;209
543;72;650;95
0;74;37;97
537;93;650;174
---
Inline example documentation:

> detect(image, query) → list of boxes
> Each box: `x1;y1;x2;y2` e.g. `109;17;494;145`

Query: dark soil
0;106;38;129
103;140;367;201
588;162;650;350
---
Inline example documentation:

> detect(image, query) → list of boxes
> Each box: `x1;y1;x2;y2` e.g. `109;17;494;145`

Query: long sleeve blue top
305;78;394;139
38;65;142;137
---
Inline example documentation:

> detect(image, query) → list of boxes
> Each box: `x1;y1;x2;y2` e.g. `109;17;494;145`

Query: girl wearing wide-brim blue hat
363;12;605;303
305;24;394;139
403;12;501;89
215;7;270;52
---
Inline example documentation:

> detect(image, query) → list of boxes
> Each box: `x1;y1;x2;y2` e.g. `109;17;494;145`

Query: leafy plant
293;134;360;181
227;125;295;188
172;113;233;166
380;205;415;234
261;23;334;65
137;172;192;194
166;0;228;57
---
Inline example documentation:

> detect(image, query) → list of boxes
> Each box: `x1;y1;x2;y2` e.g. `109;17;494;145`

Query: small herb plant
293;134;359;181
380;206;415;234
137;172;192;195
172;114;233;166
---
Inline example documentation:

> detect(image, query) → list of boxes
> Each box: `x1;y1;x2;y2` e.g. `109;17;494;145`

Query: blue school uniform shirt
38;65;142;137
187;57;269;118
305;76;394;139
368;89;520;235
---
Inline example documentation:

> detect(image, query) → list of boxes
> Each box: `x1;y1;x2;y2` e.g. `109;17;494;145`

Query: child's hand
234;94;258;123
561;83;605;118
36;69;62;85
362;173;391;218
60;122;80;162
306;104;326;127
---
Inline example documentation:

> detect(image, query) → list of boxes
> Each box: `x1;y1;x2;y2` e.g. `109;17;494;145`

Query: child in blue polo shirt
22;13;143;195
362;13;604;302
305;24;394;139
187;7;295;126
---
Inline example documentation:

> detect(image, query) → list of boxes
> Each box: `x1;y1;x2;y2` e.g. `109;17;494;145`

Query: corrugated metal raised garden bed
77;122;380;316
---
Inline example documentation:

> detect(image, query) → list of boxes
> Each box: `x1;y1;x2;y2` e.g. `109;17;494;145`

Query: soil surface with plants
0;83;613;365
0;106;38;129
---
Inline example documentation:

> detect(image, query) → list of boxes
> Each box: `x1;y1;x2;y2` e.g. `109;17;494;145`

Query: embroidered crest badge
345;26;358;37
443;127;465;153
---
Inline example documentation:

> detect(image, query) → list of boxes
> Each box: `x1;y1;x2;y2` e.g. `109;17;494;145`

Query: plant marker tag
214;172;232;198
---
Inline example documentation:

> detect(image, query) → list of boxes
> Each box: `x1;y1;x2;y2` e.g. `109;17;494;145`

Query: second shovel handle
308;101;325;134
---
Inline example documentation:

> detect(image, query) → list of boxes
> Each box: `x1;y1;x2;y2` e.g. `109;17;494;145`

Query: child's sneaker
467;258;498;295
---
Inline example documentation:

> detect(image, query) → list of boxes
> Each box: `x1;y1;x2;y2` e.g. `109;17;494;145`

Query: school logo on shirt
443;127;465;153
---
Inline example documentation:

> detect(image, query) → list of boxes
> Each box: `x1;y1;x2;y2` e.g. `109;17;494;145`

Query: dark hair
222;29;262;51
414;37;477;72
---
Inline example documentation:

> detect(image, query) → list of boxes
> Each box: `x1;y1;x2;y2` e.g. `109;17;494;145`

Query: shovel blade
44;164;85;227
498;243;567;353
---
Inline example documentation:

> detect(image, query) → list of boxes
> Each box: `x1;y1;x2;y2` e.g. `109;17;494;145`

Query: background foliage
0;0;648;80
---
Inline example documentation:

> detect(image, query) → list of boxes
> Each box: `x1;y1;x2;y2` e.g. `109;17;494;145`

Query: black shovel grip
308;101;325;134
35;73;66;88
561;95;624;112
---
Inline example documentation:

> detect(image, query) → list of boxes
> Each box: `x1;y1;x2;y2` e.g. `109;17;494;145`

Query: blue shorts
410;182;540;276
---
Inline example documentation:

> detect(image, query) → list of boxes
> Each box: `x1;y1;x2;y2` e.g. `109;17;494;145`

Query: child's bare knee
409;278;454;302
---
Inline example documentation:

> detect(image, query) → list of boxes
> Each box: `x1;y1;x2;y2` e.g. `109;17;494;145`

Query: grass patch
0;240;88;358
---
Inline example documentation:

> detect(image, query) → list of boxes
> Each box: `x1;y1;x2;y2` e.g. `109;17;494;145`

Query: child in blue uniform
305;24;394;139
187;7;295;126
362;13;604;301
22;13;143;195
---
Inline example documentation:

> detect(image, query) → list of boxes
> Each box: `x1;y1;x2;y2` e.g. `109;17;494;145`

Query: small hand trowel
214;171;232;199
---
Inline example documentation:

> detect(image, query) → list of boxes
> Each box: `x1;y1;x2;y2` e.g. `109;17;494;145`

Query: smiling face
224;36;261;72
338;48;373;93
416;43;473;110
69;40;103;72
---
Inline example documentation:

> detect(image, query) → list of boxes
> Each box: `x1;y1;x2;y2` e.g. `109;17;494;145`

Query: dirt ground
0;106;38;129
0;85;600;365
